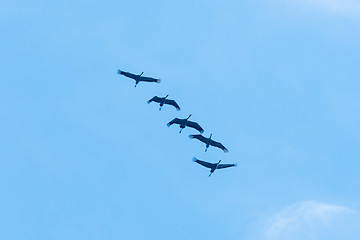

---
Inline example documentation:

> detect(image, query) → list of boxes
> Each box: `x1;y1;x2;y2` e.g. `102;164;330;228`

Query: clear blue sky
1;0;360;239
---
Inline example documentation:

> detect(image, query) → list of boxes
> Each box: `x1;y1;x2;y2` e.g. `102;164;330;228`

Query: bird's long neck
140;72;144;76
186;114;192;120
215;160;221;169
209;134;212;139
165;95;169;99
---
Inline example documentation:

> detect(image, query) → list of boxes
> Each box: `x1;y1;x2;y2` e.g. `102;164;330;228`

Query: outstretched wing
211;140;228;153
164;99;180;111
167;118;182;127
186;121;204;133
192;157;215;169
140;76;161;83
147;96;162;104
117;70;138;80
189;134;208;143
217;163;237;169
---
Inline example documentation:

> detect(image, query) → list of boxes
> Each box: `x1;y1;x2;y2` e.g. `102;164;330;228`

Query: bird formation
118;69;237;177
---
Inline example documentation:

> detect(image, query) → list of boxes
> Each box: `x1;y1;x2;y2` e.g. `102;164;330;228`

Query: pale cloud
264;201;356;239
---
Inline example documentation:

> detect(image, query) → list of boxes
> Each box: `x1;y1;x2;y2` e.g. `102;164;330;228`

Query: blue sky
1;0;360;239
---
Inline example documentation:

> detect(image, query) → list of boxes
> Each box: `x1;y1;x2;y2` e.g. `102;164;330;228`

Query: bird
193;157;237;177
117;70;160;87
189;134;228;152
167;115;204;133
147;95;180;111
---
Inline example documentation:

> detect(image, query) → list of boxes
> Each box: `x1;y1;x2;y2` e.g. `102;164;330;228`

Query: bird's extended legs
179;128;183;133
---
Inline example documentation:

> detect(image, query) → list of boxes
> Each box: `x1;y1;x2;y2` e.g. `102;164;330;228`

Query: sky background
1;0;360;239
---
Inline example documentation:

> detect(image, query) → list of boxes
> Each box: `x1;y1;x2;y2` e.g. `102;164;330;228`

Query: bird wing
117;70;138;80
185;121;204;133
193;157;215;169
210;140;228;152
140;76;161;83
189;134;208;143
147;96;162;103
217;163;237;169
167;118;182;127
164;99;181;111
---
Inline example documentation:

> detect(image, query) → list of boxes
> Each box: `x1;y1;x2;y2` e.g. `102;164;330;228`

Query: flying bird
117;70;160;87
189;134;228;152
147;95;180;111
167;115;204;133
193;157;236;177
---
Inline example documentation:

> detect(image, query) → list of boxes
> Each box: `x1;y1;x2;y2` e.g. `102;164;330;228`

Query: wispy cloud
280;0;360;16
265;201;355;239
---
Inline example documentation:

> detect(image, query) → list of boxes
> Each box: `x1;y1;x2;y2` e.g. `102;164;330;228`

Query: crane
167;115;204;133
147;95;180;111
193;157;236;177
189;134;228;152
117;70;160;87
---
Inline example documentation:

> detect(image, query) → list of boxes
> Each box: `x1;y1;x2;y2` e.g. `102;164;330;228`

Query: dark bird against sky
117;70;160;87
193;157;236;177
189;134;228;152
167;115;204;133
147;95;181;111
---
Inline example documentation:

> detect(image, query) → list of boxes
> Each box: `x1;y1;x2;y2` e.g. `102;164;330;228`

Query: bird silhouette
193;157;236;177
147;95;180;111
189;134;228;152
117;70;160;87
167;115;204;133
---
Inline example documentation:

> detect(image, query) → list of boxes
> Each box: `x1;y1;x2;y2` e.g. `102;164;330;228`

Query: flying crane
189;134;228;152
117;70;160;87
147;95;180;111
167;115;204;133
193;157;236;177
